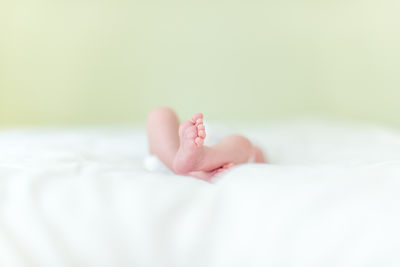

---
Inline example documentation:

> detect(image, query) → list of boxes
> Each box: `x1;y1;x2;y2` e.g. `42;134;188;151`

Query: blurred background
1;0;399;127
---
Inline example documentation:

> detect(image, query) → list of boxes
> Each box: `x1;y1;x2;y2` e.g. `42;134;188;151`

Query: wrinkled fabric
1;121;400;267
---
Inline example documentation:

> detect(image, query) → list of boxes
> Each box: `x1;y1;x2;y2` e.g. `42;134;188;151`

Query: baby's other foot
190;163;235;181
215;163;235;175
173;113;206;174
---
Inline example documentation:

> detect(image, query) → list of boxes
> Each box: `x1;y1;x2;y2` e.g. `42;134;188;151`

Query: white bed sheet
1;120;400;267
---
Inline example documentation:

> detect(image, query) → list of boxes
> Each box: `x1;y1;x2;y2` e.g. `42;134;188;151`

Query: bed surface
1;120;400;267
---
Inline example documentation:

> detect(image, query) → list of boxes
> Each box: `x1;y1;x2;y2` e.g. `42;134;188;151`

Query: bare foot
189;170;217;181
173;113;206;174
189;163;235;181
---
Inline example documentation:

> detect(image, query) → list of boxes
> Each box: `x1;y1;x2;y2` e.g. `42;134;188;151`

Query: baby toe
198;130;206;138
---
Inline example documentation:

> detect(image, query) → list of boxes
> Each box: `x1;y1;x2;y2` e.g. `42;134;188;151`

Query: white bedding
1;120;400;267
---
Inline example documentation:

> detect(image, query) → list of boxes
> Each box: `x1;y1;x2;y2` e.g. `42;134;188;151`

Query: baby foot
173;113;206;174
214;163;235;175
189;163;235;181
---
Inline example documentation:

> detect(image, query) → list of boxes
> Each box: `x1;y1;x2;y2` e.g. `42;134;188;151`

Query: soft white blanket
1;121;400;267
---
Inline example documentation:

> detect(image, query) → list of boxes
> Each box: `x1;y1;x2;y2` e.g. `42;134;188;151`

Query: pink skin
146;107;266;181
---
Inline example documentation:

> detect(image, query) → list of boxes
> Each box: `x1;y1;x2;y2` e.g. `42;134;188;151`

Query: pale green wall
1;1;400;126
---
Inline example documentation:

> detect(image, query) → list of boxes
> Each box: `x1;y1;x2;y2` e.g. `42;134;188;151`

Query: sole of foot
173;113;206;174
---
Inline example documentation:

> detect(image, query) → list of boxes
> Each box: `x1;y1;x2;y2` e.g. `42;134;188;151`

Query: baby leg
146;107;181;169
197;135;255;171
